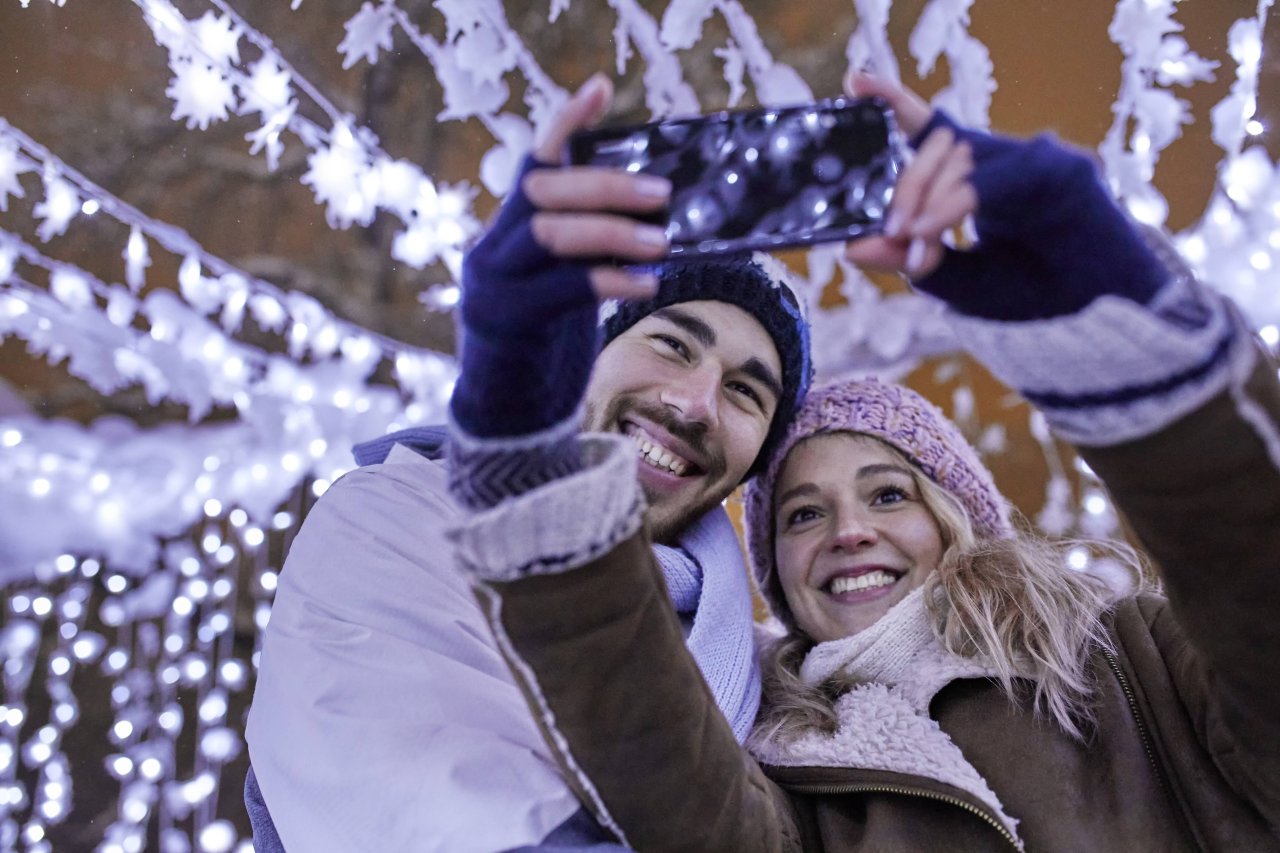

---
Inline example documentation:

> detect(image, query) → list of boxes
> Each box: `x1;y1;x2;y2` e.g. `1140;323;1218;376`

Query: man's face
584;300;783;544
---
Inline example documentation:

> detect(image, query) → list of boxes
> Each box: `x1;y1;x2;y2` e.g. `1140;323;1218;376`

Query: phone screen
568;97;904;257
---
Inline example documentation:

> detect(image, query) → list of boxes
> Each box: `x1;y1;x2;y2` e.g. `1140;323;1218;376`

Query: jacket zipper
1100;647;1170;796
789;781;1021;850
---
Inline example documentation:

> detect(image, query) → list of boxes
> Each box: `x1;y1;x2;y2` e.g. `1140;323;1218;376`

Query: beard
583;394;731;545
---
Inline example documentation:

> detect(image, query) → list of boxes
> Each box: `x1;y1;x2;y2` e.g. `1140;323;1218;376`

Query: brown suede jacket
471;351;1280;852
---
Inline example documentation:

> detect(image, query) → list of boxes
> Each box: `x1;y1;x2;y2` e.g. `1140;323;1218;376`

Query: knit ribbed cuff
446;409;584;510
948;276;1250;447
447;433;646;581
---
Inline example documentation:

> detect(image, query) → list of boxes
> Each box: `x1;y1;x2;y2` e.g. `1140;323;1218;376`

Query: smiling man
244;73;811;853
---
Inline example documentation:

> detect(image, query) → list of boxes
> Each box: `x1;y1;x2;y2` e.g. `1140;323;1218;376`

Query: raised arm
847;74;1280;832
451;434;801;852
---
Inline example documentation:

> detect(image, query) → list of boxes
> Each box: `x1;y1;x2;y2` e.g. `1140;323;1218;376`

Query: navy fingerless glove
449;156;602;439
910;112;1168;321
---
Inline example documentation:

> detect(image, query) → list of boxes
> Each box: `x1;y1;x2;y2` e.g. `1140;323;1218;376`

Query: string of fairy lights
0;0;1276;850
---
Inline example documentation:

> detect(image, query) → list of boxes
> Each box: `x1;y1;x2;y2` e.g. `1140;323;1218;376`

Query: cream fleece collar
753;588;1025;848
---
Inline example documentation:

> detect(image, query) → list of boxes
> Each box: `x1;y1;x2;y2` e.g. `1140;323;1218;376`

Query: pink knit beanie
743;377;1013;619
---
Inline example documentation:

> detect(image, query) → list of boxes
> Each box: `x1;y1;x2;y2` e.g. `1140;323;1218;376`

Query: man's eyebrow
653;307;784;405
741;357;784;406
652;307;716;348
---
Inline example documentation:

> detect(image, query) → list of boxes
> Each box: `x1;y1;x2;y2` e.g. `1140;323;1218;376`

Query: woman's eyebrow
775;482;819;508
855;463;914;480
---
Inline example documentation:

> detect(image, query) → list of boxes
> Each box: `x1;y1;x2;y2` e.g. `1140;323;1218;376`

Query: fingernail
885;209;904;238
634;175;671;198
906;237;926;274
576;72;609;102
632;273;659;294
635;224;669;247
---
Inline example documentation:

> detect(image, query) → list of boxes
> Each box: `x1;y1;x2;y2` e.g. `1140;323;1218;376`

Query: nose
659;363;720;429
828;507;878;552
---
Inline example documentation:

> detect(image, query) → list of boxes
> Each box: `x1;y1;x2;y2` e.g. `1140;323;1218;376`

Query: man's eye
654;335;689;358
728;381;763;406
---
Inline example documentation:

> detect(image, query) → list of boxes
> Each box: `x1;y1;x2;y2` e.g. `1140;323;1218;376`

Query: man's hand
451;73;673;441
522;73;671;301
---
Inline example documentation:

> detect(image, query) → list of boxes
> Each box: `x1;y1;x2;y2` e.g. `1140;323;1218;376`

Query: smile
623;424;699;477
825;569;903;596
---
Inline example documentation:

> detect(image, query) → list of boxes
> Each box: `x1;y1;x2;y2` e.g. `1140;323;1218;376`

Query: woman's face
773;433;945;643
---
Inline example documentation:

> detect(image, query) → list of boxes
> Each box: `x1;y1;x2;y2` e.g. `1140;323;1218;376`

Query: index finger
844;72;931;137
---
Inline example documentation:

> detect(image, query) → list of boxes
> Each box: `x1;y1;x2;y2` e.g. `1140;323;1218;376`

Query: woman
448;75;1280;851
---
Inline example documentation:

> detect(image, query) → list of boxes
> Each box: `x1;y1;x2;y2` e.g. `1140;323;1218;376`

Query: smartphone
567;97;906;257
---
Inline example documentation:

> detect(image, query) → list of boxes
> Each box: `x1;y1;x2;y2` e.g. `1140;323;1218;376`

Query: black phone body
568;97;906;257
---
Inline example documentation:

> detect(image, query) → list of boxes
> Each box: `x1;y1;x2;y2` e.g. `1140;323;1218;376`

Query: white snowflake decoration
338;2;395;70
0;133;33;211
166;61;237;131
301;129;378;228
239;56;294;118
33;168;79;242
192;11;242;67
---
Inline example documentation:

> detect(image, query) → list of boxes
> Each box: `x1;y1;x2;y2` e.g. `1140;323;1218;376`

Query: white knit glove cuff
448;433;645;581
948;276;1251;447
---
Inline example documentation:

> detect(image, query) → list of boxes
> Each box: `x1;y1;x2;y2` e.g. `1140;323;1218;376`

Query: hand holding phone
568;97;905;257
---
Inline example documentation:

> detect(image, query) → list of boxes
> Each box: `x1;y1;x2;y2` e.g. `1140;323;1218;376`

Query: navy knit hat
600;256;813;480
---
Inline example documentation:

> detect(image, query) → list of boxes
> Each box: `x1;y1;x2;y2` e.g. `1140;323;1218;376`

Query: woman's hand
841;73;977;279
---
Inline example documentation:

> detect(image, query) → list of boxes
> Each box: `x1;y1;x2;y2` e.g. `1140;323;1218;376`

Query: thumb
533;73;613;164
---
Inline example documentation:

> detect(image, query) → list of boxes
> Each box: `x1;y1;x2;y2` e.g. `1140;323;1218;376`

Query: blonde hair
751;440;1147;747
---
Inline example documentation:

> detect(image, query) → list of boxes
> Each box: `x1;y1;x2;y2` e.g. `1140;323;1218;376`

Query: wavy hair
750;440;1148;748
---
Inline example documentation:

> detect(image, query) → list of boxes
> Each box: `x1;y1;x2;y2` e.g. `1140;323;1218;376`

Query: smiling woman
772;432;947;642
746;379;1138;747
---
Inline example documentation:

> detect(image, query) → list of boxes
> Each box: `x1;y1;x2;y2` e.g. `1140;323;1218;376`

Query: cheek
724;413;770;468
904;516;945;571
774;535;813;598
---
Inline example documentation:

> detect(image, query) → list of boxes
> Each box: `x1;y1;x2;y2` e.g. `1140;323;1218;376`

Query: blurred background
0;1;1275;850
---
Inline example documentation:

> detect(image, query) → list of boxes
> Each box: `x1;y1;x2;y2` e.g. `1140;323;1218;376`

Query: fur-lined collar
752;589;1025;848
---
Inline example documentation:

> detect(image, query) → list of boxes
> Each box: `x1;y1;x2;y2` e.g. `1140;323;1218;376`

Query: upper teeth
624;426;690;476
829;571;897;594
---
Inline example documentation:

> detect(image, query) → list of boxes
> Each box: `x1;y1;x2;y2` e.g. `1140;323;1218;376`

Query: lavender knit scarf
653;504;761;744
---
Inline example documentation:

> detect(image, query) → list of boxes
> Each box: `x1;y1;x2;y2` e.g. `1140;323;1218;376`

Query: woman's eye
783;506;820;527
871;485;909;506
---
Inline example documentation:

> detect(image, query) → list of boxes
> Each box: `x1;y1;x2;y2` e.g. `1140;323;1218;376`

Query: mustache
602;396;727;479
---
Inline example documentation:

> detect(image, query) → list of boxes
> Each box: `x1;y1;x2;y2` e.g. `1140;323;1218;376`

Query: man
244;73;811;852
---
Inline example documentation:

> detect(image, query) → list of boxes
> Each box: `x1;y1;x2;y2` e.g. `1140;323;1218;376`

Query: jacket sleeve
1077;343;1280;834
451;433;801;853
